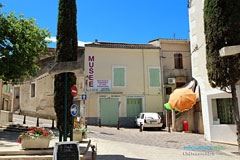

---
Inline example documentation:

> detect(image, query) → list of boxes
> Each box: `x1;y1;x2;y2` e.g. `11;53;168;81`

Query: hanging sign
88;56;95;88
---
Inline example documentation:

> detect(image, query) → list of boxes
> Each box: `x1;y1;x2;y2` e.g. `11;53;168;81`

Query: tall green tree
204;0;240;152
0;11;50;83
54;0;77;138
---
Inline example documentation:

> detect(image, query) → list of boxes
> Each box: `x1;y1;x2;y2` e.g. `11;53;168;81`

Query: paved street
1;114;239;160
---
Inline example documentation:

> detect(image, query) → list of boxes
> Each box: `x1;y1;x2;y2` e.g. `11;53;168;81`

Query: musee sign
88;56;95;88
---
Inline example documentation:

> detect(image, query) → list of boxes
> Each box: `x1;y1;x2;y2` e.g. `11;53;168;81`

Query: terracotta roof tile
86;42;160;49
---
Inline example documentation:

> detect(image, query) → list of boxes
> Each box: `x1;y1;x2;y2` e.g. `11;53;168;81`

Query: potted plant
73;127;87;142
17;127;54;149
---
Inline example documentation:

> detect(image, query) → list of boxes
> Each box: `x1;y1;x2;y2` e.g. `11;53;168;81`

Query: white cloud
46;37;91;47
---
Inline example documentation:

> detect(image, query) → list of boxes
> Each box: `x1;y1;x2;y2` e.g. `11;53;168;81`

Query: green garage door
127;98;142;117
100;98;119;126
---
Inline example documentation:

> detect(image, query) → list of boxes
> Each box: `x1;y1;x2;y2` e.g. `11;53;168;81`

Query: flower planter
73;130;82;142
21;136;50;149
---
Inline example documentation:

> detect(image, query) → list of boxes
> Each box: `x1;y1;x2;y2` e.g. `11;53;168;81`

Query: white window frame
148;66;161;88
112;65;126;88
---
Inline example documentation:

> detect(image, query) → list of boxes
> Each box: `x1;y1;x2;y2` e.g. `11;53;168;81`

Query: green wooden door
100;98;119;126
127;98;142;117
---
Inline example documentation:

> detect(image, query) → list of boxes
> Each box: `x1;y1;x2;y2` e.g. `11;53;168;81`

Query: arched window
174;53;183;69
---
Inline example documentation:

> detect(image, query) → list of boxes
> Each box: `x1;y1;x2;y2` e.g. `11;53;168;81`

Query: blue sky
1;0;189;47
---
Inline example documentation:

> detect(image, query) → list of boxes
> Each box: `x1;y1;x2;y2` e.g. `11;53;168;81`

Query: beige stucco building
84;40;192;127
0;79;13;126
16;39;192;128
189;0;240;144
16;48;85;119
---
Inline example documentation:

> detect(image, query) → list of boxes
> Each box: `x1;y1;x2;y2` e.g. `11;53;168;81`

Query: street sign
70;104;78;117
71;86;78;97
81;94;87;100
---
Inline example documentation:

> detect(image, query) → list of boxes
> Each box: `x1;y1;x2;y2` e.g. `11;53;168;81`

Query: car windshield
146;113;159;119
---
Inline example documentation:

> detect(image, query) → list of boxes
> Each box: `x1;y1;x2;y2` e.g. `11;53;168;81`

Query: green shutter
150;68;160;87
127;98;142;117
100;98;119;125
4;85;7;92
114;68;124;86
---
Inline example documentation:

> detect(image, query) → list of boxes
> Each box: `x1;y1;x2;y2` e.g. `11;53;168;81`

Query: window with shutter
4;85;7;92
174;53;183;69
149;67;161;87
113;66;125;87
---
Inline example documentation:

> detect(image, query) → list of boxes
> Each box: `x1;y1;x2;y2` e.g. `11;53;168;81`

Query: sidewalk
90;137;239;160
0;115;239;160
1;131;238;160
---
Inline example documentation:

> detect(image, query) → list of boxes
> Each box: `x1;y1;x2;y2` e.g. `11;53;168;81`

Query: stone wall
0;110;13;126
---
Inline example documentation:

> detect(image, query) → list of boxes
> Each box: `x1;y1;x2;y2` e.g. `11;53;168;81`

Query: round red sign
71;86;78;97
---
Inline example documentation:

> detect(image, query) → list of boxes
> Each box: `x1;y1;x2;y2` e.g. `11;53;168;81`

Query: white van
135;112;163;130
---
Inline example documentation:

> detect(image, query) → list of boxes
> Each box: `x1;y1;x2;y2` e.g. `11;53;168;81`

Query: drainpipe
159;48;166;125
142;49;146;112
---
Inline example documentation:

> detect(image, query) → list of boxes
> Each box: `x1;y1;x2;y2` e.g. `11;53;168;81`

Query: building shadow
97;155;146;160
0;131;21;142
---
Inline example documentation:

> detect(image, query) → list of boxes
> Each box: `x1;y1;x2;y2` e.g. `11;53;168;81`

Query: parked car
135;112;163;130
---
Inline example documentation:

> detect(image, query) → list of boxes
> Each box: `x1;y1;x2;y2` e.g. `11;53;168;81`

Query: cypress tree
54;0;77;137
204;0;240;152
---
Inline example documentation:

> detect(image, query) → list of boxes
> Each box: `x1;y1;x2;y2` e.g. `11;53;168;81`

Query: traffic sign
70;104;78;117
71;86;78;97
81;94;87;100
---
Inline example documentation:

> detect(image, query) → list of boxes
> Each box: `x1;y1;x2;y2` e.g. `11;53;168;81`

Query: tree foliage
204;0;240;88
0;11;50;83
54;0;77;135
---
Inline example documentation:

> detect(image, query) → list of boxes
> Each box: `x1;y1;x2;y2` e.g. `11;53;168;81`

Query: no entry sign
71;86;78;97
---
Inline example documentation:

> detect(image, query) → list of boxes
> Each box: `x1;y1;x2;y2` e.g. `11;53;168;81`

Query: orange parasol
168;88;197;112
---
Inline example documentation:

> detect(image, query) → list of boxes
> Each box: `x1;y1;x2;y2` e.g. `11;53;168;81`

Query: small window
166;87;172;95
149;67;161;87
217;98;234;124
31;83;36;98
112;66;126;87
174;53;183;69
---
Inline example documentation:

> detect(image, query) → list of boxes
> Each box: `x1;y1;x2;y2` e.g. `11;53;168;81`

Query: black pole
117;120;120;130
36;117;39;127
91;145;96;160
52;119;55;129
85;120;87;129
23;115;26;124
99;118;101;127
140;122;143;132
70;116;74;141
63;72;68;141
59;132;63;142
168;122;171;133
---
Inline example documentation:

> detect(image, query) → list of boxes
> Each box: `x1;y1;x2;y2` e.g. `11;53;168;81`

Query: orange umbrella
168;88;197;112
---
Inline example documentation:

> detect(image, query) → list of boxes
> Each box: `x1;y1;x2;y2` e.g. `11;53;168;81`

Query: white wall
189;0;239;144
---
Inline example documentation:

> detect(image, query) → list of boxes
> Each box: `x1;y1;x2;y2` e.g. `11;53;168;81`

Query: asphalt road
9;114;239;160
